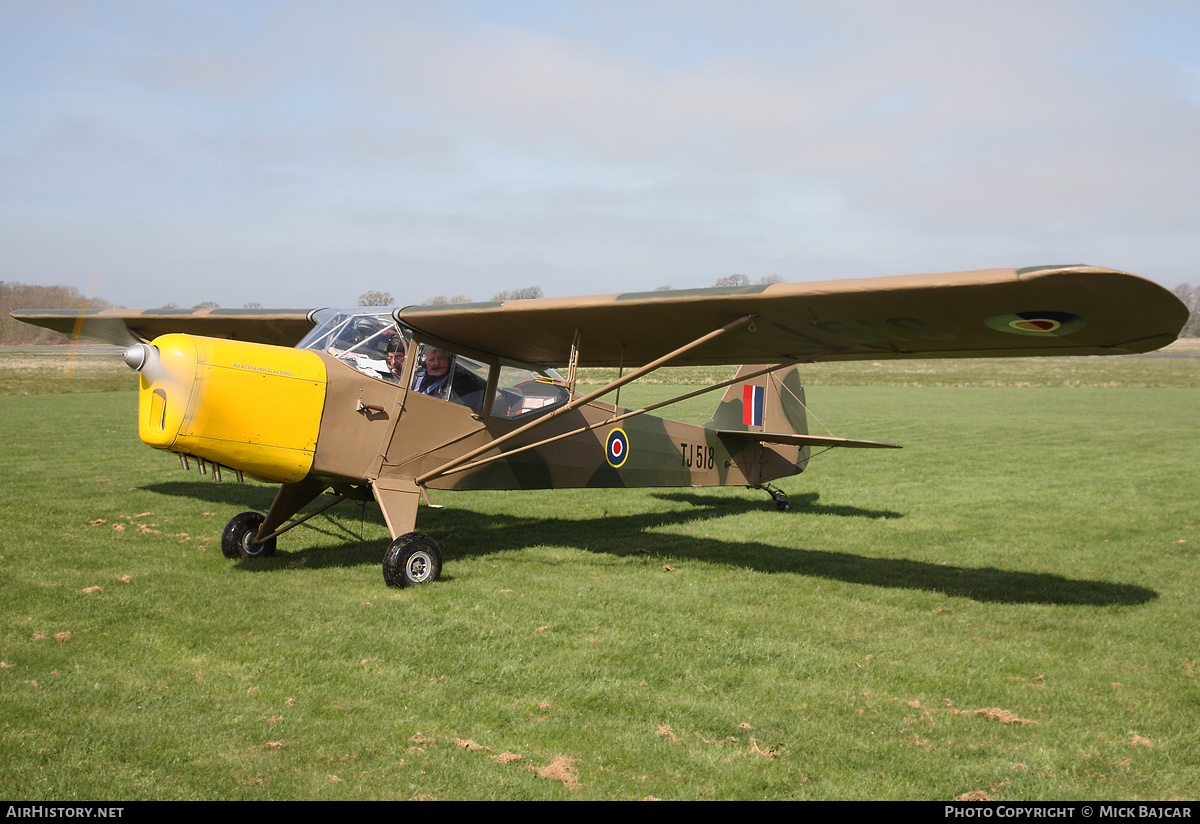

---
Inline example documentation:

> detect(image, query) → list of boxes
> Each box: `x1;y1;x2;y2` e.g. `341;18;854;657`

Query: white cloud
2;0;1198;309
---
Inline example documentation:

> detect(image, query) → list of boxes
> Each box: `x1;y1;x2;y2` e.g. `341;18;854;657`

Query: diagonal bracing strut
415;314;757;486
429;358;818;480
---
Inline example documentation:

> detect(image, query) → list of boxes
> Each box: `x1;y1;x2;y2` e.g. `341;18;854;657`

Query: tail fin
705;364;809;437
705;364;810;483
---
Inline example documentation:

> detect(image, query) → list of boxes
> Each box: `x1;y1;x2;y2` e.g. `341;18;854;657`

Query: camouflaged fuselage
307;353;808;494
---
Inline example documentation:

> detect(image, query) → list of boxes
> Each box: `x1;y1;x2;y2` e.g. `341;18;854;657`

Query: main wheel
221;511;276;559
383;532;442;587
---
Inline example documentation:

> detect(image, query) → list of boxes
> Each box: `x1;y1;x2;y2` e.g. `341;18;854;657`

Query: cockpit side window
296;312;562;417
409;344;489;411
297;310;411;384
491;362;570;420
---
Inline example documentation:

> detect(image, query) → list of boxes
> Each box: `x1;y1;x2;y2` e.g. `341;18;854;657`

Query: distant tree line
0;281;112;343
0;281;258;343
713;274;782;287
490;286;543;301
357;286;545;307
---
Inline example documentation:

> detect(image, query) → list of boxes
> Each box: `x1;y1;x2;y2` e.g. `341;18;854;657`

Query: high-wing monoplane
13;265;1188;587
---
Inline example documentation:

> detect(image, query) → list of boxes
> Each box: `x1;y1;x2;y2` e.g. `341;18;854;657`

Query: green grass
1;347;1198;799
0;345;130;395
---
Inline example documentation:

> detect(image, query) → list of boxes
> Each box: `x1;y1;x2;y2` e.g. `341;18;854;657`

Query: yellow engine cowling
134;334;327;483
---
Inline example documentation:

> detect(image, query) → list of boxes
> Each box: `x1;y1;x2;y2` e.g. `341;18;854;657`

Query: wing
8;307;315;347
400;265;1188;368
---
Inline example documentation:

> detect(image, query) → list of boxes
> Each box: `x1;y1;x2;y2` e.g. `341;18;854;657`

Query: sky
2;0;1198;309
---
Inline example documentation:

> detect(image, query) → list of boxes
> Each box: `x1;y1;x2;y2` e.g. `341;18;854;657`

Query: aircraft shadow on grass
144;481;1156;607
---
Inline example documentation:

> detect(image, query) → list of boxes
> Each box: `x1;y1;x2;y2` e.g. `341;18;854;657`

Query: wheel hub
406;551;431;583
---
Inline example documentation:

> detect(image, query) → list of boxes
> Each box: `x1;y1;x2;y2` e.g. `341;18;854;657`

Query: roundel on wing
605;428;629;468
984;311;1085;337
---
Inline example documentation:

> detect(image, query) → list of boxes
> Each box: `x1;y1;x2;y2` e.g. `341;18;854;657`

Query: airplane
12;264;1189;588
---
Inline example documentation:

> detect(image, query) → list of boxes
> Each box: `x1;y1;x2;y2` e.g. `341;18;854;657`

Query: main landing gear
382;532;443;588
221;511;277;558
220;510;443;588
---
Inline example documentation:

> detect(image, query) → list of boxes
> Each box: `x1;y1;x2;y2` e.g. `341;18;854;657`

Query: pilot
412;345;487;408
335;317;381;353
385;334;407;381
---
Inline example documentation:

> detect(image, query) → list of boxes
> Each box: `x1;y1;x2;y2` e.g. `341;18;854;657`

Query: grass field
1;345;1197;800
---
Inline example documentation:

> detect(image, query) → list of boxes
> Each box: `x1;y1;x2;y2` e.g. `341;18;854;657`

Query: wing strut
564;327;581;392
415;314;756;485
427;357;818;480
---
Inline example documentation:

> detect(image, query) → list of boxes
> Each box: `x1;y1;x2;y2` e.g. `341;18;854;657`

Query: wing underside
399;265;1188;368
8;308;315;347
11;266;1187;366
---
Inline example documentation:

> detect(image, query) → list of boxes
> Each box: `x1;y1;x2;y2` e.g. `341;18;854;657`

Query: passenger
385;334;407;381
412;347;454;398
412;345;487;408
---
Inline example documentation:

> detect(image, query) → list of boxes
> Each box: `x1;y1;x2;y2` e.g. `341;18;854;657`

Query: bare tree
192;301;219;309
1172;283;1199;337
242;301;263;309
491;286;544;301
713;274;751;287
358;290;395;307
758;274;783;285
422;295;473;305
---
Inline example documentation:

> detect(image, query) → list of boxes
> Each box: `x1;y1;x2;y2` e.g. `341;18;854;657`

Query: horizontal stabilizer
716;430;902;449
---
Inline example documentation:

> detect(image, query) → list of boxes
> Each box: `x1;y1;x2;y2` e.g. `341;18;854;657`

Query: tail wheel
759;483;791;512
383;532;442;588
221;511;276;559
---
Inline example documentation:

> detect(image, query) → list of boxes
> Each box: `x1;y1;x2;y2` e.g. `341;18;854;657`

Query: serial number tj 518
681;442;716;470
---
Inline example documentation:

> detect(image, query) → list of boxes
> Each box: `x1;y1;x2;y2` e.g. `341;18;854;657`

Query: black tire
382;532;442;587
221;511;276;559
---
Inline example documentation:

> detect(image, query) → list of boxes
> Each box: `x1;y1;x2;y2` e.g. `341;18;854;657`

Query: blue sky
3;0;1198;309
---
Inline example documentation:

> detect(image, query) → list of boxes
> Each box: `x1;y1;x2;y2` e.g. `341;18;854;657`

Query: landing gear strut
759;483;790;512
